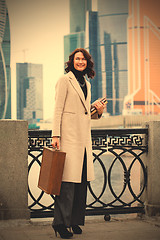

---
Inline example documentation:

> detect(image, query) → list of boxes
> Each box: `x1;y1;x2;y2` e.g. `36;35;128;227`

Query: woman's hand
51;137;60;149
93;100;105;115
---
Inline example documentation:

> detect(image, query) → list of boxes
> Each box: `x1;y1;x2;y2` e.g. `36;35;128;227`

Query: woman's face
73;52;87;71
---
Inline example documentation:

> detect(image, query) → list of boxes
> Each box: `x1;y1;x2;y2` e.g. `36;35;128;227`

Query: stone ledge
0;208;30;220
145;204;160;217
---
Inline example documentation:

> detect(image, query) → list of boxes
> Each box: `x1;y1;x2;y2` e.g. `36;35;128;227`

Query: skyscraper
64;32;85;64
64;0;102;103
123;0;160;115
16;63;43;122
97;0;128;115
0;0;11;119
64;0;92;63
85;10;102;102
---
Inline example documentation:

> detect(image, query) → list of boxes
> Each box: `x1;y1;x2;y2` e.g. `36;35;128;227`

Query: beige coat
52;71;99;183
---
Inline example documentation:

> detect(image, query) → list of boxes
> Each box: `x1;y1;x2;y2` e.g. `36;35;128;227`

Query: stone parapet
0;120;30;220
145;121;160;216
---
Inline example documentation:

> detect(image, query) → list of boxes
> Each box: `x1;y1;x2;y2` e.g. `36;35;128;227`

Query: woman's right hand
51;137;60;150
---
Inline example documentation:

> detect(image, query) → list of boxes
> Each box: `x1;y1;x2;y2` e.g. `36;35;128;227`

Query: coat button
85;111;88;115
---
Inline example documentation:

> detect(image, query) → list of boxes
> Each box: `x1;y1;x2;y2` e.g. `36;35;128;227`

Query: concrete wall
0;120;30;220
144;121;160;216
91;115;160;129
38;115;160;130
91;115;124;129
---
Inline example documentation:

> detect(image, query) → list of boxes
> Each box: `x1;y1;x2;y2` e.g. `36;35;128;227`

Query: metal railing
28;128;148;219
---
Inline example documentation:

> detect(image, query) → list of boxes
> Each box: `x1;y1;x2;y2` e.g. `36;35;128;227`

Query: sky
6;0;70;120
6;0;97;120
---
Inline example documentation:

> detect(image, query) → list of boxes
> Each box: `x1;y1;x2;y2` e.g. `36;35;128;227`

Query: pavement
0;215;160;240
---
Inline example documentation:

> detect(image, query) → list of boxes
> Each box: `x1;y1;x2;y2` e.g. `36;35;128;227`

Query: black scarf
71;68;87;99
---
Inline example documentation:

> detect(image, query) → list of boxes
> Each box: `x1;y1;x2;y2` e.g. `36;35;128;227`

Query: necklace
78;81;86;87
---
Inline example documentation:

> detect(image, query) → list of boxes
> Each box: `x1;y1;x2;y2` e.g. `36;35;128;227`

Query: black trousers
53;150;88;227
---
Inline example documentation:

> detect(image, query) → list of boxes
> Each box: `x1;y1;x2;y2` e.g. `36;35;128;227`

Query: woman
51;48;104;239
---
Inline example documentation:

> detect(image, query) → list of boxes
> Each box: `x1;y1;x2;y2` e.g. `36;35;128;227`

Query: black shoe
52;224;73;239
71;225;82;234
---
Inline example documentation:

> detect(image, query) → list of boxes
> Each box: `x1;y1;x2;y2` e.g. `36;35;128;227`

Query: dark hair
65;48;95;79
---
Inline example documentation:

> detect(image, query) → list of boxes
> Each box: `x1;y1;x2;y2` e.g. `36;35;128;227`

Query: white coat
52;71;99;183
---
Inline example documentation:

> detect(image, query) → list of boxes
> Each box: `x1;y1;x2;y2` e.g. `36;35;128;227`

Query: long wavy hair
65;48;95;79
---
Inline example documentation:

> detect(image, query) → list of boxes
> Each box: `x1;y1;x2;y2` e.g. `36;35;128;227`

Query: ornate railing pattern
28;128;148;218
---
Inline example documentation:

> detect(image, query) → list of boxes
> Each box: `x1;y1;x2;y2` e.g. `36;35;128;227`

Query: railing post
0;120;30;220
145;121;160;216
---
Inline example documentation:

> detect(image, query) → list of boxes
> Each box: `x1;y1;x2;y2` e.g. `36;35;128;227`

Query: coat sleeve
52;76;68;136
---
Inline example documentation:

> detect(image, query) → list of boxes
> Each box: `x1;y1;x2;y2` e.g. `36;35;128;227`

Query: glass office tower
64;0;91;63
16;63;43;122
85;11;102;102
0;0;11;119
124;0;160;115
98;0;128;115
64;32;85;64
64;0;102;103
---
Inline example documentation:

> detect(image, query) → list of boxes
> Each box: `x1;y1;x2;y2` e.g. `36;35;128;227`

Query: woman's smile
73;52;87;71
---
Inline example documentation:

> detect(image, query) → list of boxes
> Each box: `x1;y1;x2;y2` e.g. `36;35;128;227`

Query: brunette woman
51;48;104;239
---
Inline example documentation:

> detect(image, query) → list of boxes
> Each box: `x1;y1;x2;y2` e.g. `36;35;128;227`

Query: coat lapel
68;71;90;113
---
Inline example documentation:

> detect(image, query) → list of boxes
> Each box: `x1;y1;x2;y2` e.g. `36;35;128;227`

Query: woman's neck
72;68;85;78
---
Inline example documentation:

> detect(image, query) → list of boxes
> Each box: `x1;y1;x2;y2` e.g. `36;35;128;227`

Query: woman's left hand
93;100;105;115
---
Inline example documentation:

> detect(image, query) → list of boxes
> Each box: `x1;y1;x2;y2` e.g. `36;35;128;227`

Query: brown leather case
38;147;66;195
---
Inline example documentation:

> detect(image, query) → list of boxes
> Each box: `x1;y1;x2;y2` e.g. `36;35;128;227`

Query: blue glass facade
0;0;11;119
87;11;102;102
64;0;91;63
16;63;43;122
64;0;102;103
98;0;128;115
16;63;28;119
70;0;91;33
64;32;85;64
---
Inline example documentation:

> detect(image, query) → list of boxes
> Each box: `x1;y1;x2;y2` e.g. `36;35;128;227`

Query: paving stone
0;217;160;240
